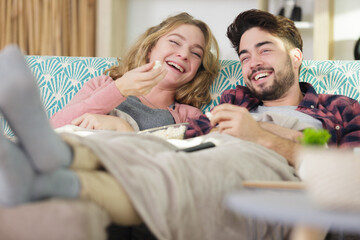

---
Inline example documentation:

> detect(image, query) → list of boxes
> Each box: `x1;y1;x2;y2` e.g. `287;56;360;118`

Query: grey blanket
59;131;299;240
57;112;312;240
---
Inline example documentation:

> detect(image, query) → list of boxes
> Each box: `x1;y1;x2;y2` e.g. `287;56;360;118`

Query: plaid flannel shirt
186;82;360;148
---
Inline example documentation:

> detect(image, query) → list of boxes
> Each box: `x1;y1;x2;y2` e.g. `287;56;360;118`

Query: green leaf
300;128;331;146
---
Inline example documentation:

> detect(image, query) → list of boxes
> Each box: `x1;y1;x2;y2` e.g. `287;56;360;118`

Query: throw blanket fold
60;131;299;240
57;112;311;240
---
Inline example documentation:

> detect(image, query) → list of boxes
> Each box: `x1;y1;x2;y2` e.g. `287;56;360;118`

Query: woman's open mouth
166;61;184;73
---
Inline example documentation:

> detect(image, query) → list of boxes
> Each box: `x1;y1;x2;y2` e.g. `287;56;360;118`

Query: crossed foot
0;45;77;206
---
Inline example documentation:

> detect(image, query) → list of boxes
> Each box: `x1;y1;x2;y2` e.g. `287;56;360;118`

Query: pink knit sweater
50;75;203;128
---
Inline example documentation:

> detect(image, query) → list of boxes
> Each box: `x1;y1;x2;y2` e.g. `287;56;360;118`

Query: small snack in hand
153;60;162;70
205;111;213;121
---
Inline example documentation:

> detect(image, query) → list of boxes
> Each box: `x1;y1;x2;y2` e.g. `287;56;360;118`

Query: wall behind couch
124;0;360;60
126;0;256;61
333;0;360;60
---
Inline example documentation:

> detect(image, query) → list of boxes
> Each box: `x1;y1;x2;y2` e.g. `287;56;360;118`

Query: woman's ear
290;48;303;69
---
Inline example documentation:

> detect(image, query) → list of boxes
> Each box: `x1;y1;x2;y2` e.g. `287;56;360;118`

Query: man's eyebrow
255;41;273;48
168;33;204;52
238;41;274;57
238;49;248;57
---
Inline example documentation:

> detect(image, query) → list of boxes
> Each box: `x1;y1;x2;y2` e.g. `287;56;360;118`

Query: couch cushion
202;60;360;112
0;199;110;240
1;57;359;137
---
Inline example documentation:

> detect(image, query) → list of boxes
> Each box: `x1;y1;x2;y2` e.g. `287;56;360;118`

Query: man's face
238;27;297;101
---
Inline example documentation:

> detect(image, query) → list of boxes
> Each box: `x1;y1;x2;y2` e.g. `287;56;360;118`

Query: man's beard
248;56;295;101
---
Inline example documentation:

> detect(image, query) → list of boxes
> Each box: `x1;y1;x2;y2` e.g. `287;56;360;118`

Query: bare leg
291;226;328;240
0;45;72;172
76;170;142;225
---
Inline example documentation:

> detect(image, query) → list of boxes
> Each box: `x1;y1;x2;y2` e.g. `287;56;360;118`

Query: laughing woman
0;12;221;238
50;12;220;132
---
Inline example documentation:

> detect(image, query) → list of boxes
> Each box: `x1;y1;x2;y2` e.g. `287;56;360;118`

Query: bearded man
186;9;360;167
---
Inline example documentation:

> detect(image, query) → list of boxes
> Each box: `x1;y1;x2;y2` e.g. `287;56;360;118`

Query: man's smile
249;70;273;85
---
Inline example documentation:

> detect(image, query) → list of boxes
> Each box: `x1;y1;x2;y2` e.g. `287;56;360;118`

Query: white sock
0;133;35;206
0;45;72;173
31;169;81;200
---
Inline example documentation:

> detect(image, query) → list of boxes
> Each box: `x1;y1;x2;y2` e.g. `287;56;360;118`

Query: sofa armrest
0;199;110;240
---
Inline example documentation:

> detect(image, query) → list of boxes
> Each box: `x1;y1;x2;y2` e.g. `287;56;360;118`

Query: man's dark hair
227;9;303;56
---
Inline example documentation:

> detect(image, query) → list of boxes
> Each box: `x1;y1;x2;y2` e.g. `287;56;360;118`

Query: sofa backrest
204;60;360;112
1;56;359;136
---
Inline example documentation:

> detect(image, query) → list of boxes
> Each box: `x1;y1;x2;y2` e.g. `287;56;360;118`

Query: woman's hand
114;61;167;97
71;113;135;132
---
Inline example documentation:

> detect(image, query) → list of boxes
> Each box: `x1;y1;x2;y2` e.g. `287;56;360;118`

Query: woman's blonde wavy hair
104;12;220;108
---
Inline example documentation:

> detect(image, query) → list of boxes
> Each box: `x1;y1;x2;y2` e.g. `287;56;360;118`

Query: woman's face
148;24;205;88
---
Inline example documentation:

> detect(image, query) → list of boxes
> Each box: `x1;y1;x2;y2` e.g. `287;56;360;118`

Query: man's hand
210;104;300;166
71;113;135;132
210;104;264;142
259;122;304;142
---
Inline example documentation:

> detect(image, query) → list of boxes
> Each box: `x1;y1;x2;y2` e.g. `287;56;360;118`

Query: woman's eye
169;40;179;45
192;52;201;58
